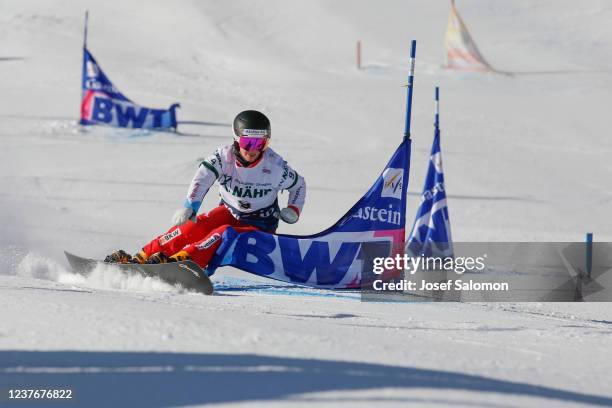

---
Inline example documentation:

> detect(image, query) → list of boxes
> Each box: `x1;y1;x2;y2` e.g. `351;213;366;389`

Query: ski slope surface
1;0;611;407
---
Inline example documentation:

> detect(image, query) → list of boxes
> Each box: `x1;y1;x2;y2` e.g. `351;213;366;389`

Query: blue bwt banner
406;129;454;258
80;47;179;129
207;139;412;289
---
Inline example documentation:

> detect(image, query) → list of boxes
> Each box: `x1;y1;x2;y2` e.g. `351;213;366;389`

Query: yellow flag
444;0;492;71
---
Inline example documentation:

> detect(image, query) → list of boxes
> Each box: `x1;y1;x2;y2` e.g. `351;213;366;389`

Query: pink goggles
238;136;268;152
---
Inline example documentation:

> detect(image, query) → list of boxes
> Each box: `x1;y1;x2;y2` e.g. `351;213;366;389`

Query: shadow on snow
1;350;611;407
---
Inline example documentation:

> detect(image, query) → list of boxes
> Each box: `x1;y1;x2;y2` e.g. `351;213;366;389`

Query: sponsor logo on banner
381;168;403;199
423;181;445;201
432;152;443;173
221;232;363;286
86;61;99;78
196;233;221;251
353;205;401;226
159;229;181;246
85;95;169;128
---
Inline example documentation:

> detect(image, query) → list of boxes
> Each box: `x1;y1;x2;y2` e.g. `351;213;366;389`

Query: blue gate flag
207;139;412;289
406;129;453;258
80;47;179;129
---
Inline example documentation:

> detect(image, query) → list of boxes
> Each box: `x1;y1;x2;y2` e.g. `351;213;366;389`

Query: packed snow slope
1;0;611;407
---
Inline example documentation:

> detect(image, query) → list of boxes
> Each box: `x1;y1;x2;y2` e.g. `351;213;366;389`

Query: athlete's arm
278;161;306;223
173;150;223;226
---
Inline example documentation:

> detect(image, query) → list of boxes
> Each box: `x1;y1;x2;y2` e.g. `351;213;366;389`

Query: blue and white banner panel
406;130;453;258
80;48;179;129
208;139;412;289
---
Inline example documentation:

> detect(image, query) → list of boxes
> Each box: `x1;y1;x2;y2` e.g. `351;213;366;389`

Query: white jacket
184;145;306;223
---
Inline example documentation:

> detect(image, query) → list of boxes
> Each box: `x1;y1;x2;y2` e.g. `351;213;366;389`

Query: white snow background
1;0;611;407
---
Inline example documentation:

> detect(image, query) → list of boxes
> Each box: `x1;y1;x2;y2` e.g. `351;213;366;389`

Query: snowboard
64;251;214;295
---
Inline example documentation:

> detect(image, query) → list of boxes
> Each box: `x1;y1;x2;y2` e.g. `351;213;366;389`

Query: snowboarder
105;110;306;271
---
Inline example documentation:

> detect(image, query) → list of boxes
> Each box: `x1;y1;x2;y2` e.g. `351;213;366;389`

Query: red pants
142;205;259;268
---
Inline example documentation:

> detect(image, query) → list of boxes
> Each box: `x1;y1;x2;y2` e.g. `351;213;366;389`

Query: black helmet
233;110;271;142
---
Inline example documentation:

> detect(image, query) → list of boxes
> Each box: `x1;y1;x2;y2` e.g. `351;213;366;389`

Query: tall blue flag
206;139;412;289
406;104;453;258
80;47;179;129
